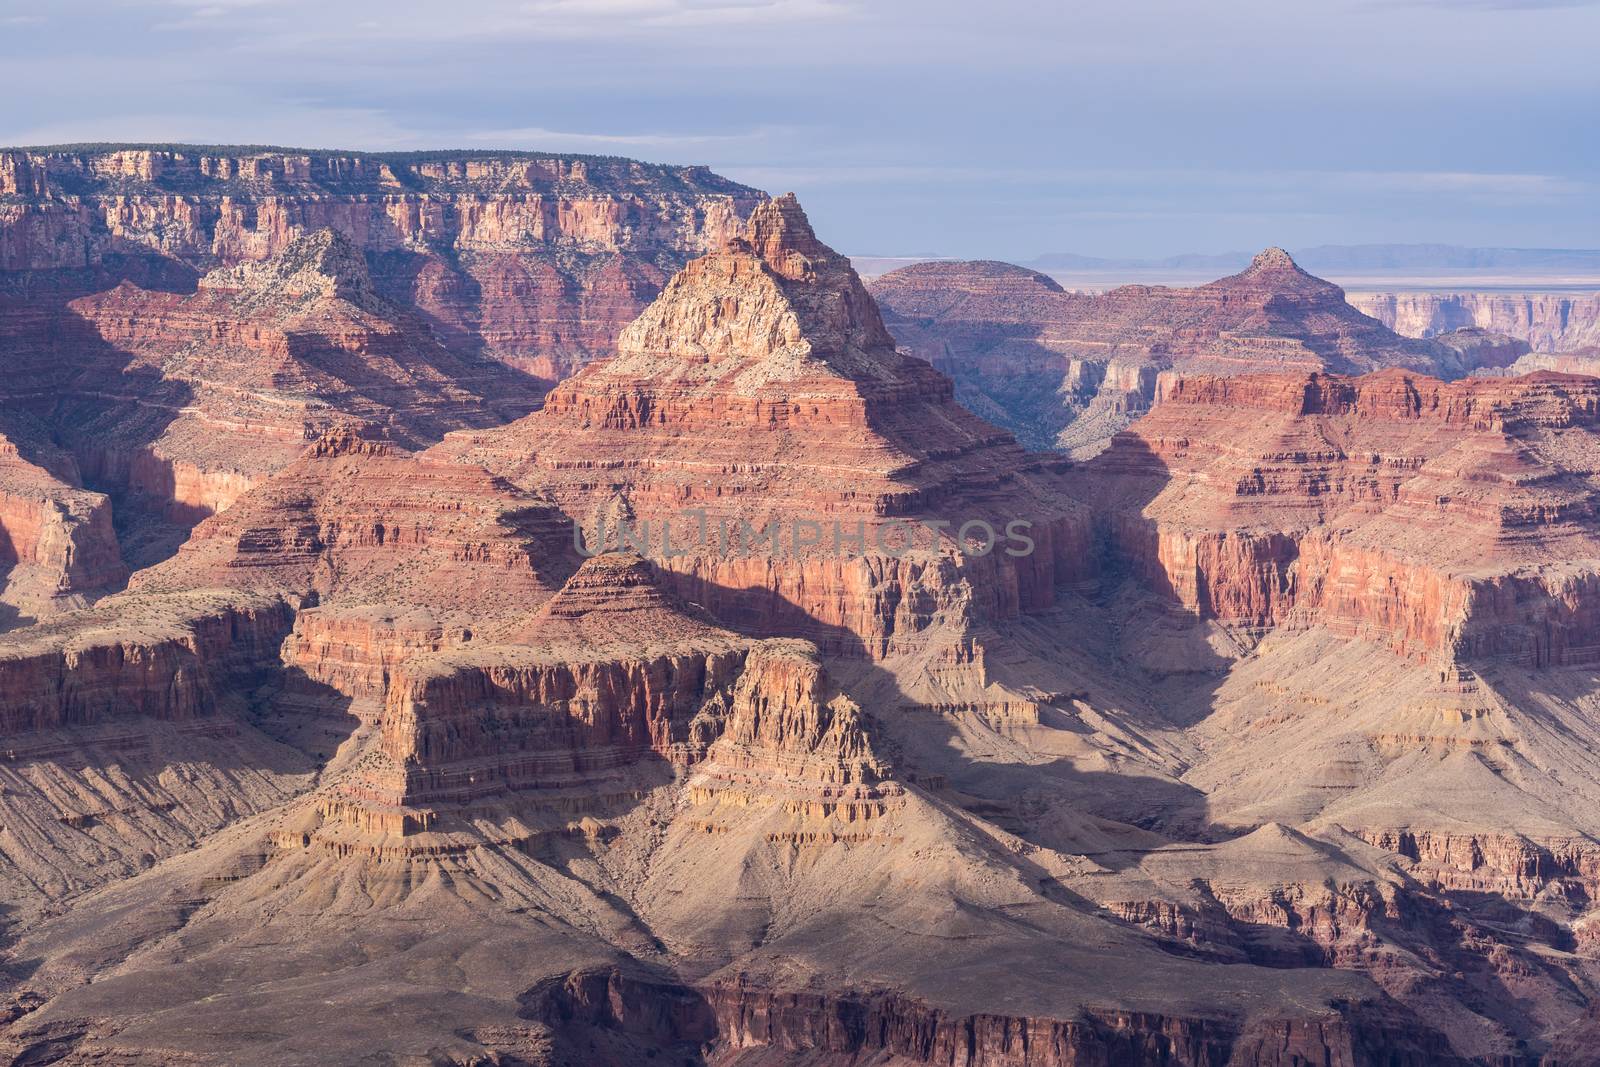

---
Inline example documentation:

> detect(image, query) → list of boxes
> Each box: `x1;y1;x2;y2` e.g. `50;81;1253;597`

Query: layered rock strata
434;195;1092;658
1351;289;1600;354
0;145;764;375
277;555;890;866
1067;368;1600;666
870;253;1480;454
0;590;293;736
0;430;125;622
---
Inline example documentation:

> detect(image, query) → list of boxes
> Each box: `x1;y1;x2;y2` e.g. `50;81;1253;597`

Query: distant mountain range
1028;244;1600;273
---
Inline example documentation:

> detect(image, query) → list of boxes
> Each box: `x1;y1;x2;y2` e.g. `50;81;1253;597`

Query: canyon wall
870;252;1466;454
1350;289;1600;354
0;592;293;736
0;146;766;375
0;435;126;619
1072;369;1600;667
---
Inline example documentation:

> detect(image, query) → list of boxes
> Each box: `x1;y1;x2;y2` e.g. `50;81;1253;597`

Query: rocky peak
198;227;383;312
1224;245;1333;295
734;192;833;281
608;192;899;387
540;553;675;620
1250;246;1299;271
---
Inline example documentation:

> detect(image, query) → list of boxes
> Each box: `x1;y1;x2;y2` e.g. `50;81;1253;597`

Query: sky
1;0;1597;260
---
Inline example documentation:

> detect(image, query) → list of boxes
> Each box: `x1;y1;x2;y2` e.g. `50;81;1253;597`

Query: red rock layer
869;252;1464;453
0;592;292;737
0;146;763;375
300;556;751;842
1070;368;1600;665
130;425;577;619
434;195;1092;657
527;966;1459;1067
0;432;125;619
45;229;546;547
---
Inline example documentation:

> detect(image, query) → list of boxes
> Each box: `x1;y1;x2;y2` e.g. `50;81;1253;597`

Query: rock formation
434;195;1093;660
0;145;765;377
0;145;764;579
8;162;1600;1066
0;427;125;622
46;229;551;565
1067;368;1600;665
1351;288;1600;354
869;251;1498;454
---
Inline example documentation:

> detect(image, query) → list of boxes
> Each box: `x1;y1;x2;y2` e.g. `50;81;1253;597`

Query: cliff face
280;555;881;857
433;196;1092;659
0;146;763;573
0;432;126;622
0;146;764;375
869;252;1473;455
1350;289;1600;354
130;425;578;616
1070;368;1600;666
0;591;292;736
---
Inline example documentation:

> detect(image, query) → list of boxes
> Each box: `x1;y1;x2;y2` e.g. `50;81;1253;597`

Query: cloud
138;0;856;41
460;125;786;150
0;107;430;152
520;0;856;26
722;165;1592;200
1404;0;1600;8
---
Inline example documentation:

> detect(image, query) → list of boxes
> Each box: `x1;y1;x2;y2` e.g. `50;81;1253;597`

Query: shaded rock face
869;251;1468;454
526;966;1462;1067
1352;289;1600;354
129;426;578;615
434;196;1093;658
0;592;293;737
50;228;551;564
280;555;890;864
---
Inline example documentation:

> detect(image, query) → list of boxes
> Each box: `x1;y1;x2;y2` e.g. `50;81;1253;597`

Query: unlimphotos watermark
574;509;1036;560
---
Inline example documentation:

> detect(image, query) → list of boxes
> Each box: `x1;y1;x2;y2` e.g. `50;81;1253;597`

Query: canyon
869;252;1524;454
1351;288;1600;354
4;146;1600;1066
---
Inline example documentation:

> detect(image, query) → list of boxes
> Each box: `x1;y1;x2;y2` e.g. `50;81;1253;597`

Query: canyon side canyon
3;146;1600;1066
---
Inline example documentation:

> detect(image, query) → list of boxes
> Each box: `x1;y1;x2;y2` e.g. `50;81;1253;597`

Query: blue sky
1;0;1596;259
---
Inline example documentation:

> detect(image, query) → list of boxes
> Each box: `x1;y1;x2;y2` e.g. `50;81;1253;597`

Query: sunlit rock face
11;161;1600;1067
433;194;1093;659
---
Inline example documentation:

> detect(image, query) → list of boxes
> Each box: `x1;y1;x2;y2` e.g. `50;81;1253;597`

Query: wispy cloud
520;0;856;26
0;107;430;152
723;165;1592;200
140;0;856;40
1399;0;1600;8
461;124;786;150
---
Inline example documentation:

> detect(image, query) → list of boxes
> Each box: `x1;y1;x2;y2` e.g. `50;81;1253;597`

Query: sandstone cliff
433;195;1092;659
0;429;125;623
0;145;765;377
1068;368;1600;666
1351;289;1600;354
